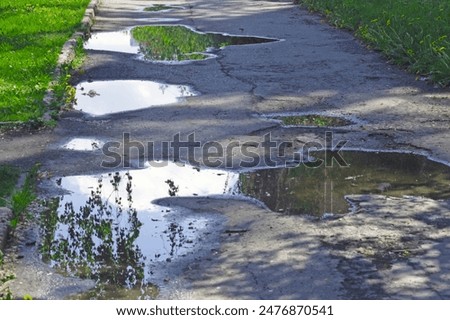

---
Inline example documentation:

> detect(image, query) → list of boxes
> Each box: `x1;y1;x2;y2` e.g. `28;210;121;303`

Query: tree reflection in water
239;152;450;216
41;172;148;292
131;25;277;61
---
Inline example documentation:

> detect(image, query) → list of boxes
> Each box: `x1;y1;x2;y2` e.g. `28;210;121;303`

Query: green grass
0;0;91;122
0;165;20;300
9;164;39;228
0;164;39;227
298;0;450;86
0;164;39;300
0;253;15;300
0;166;20;207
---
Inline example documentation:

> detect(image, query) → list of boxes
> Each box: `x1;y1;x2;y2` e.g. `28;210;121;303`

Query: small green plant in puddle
275;115;349;127
144;4;175;12
131;25;276;61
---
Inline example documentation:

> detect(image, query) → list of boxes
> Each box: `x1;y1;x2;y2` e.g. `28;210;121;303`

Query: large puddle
84;25;278;62
41;162;239;298
74;80;197;116
41;151;450;298
240;151;450;215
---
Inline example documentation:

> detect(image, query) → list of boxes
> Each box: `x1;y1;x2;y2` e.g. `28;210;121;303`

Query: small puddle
62;138;104;151
274;115;352;127
74;80;197;116
84;25;278;62
41;152;450;298
240;151;450;216
143;4;183;12
261;113;355;127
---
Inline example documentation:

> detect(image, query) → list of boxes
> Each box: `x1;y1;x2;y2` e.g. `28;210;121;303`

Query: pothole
74;80;197;116
40;152;450;297
84;25;279;62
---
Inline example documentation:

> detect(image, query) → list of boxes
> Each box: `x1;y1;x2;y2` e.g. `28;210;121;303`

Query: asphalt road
3;0;450;299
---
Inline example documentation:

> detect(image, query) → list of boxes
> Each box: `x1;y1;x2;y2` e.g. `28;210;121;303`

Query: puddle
240;151;450;216
260;112;356;127
273;115;352;127
132;25;278;62
41;162;239;298
62;138;104;151
143;5;182;12
84;25;278;62
74;80;197;116
41;152;450;297
84;30;140;54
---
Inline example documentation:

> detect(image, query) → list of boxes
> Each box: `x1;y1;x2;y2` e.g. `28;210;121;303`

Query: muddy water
74;80;197;116
240;151;450;216
84;25;279;62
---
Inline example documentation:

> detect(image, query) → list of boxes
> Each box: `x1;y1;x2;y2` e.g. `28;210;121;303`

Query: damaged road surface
3;0;450;299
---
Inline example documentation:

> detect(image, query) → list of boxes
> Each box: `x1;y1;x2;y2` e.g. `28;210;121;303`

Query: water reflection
41;172;147;292
131;25;278;62
74;80;197;116
84;30;140;54
84;25;278;62
41;153;450;297
240;152;450;216
62;138;104;151
41;162;239;298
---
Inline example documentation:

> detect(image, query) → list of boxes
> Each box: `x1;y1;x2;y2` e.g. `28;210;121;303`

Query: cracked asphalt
2;0;450;299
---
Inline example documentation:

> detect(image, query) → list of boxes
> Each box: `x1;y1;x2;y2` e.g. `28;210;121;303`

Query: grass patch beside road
0;164;38;300
0;166;20;207
0;0;91;122
298;0;450;86
0;164;39;228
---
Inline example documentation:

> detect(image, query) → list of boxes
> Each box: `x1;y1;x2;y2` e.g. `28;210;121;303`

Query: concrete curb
42;0;100;117
0;207;12;254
